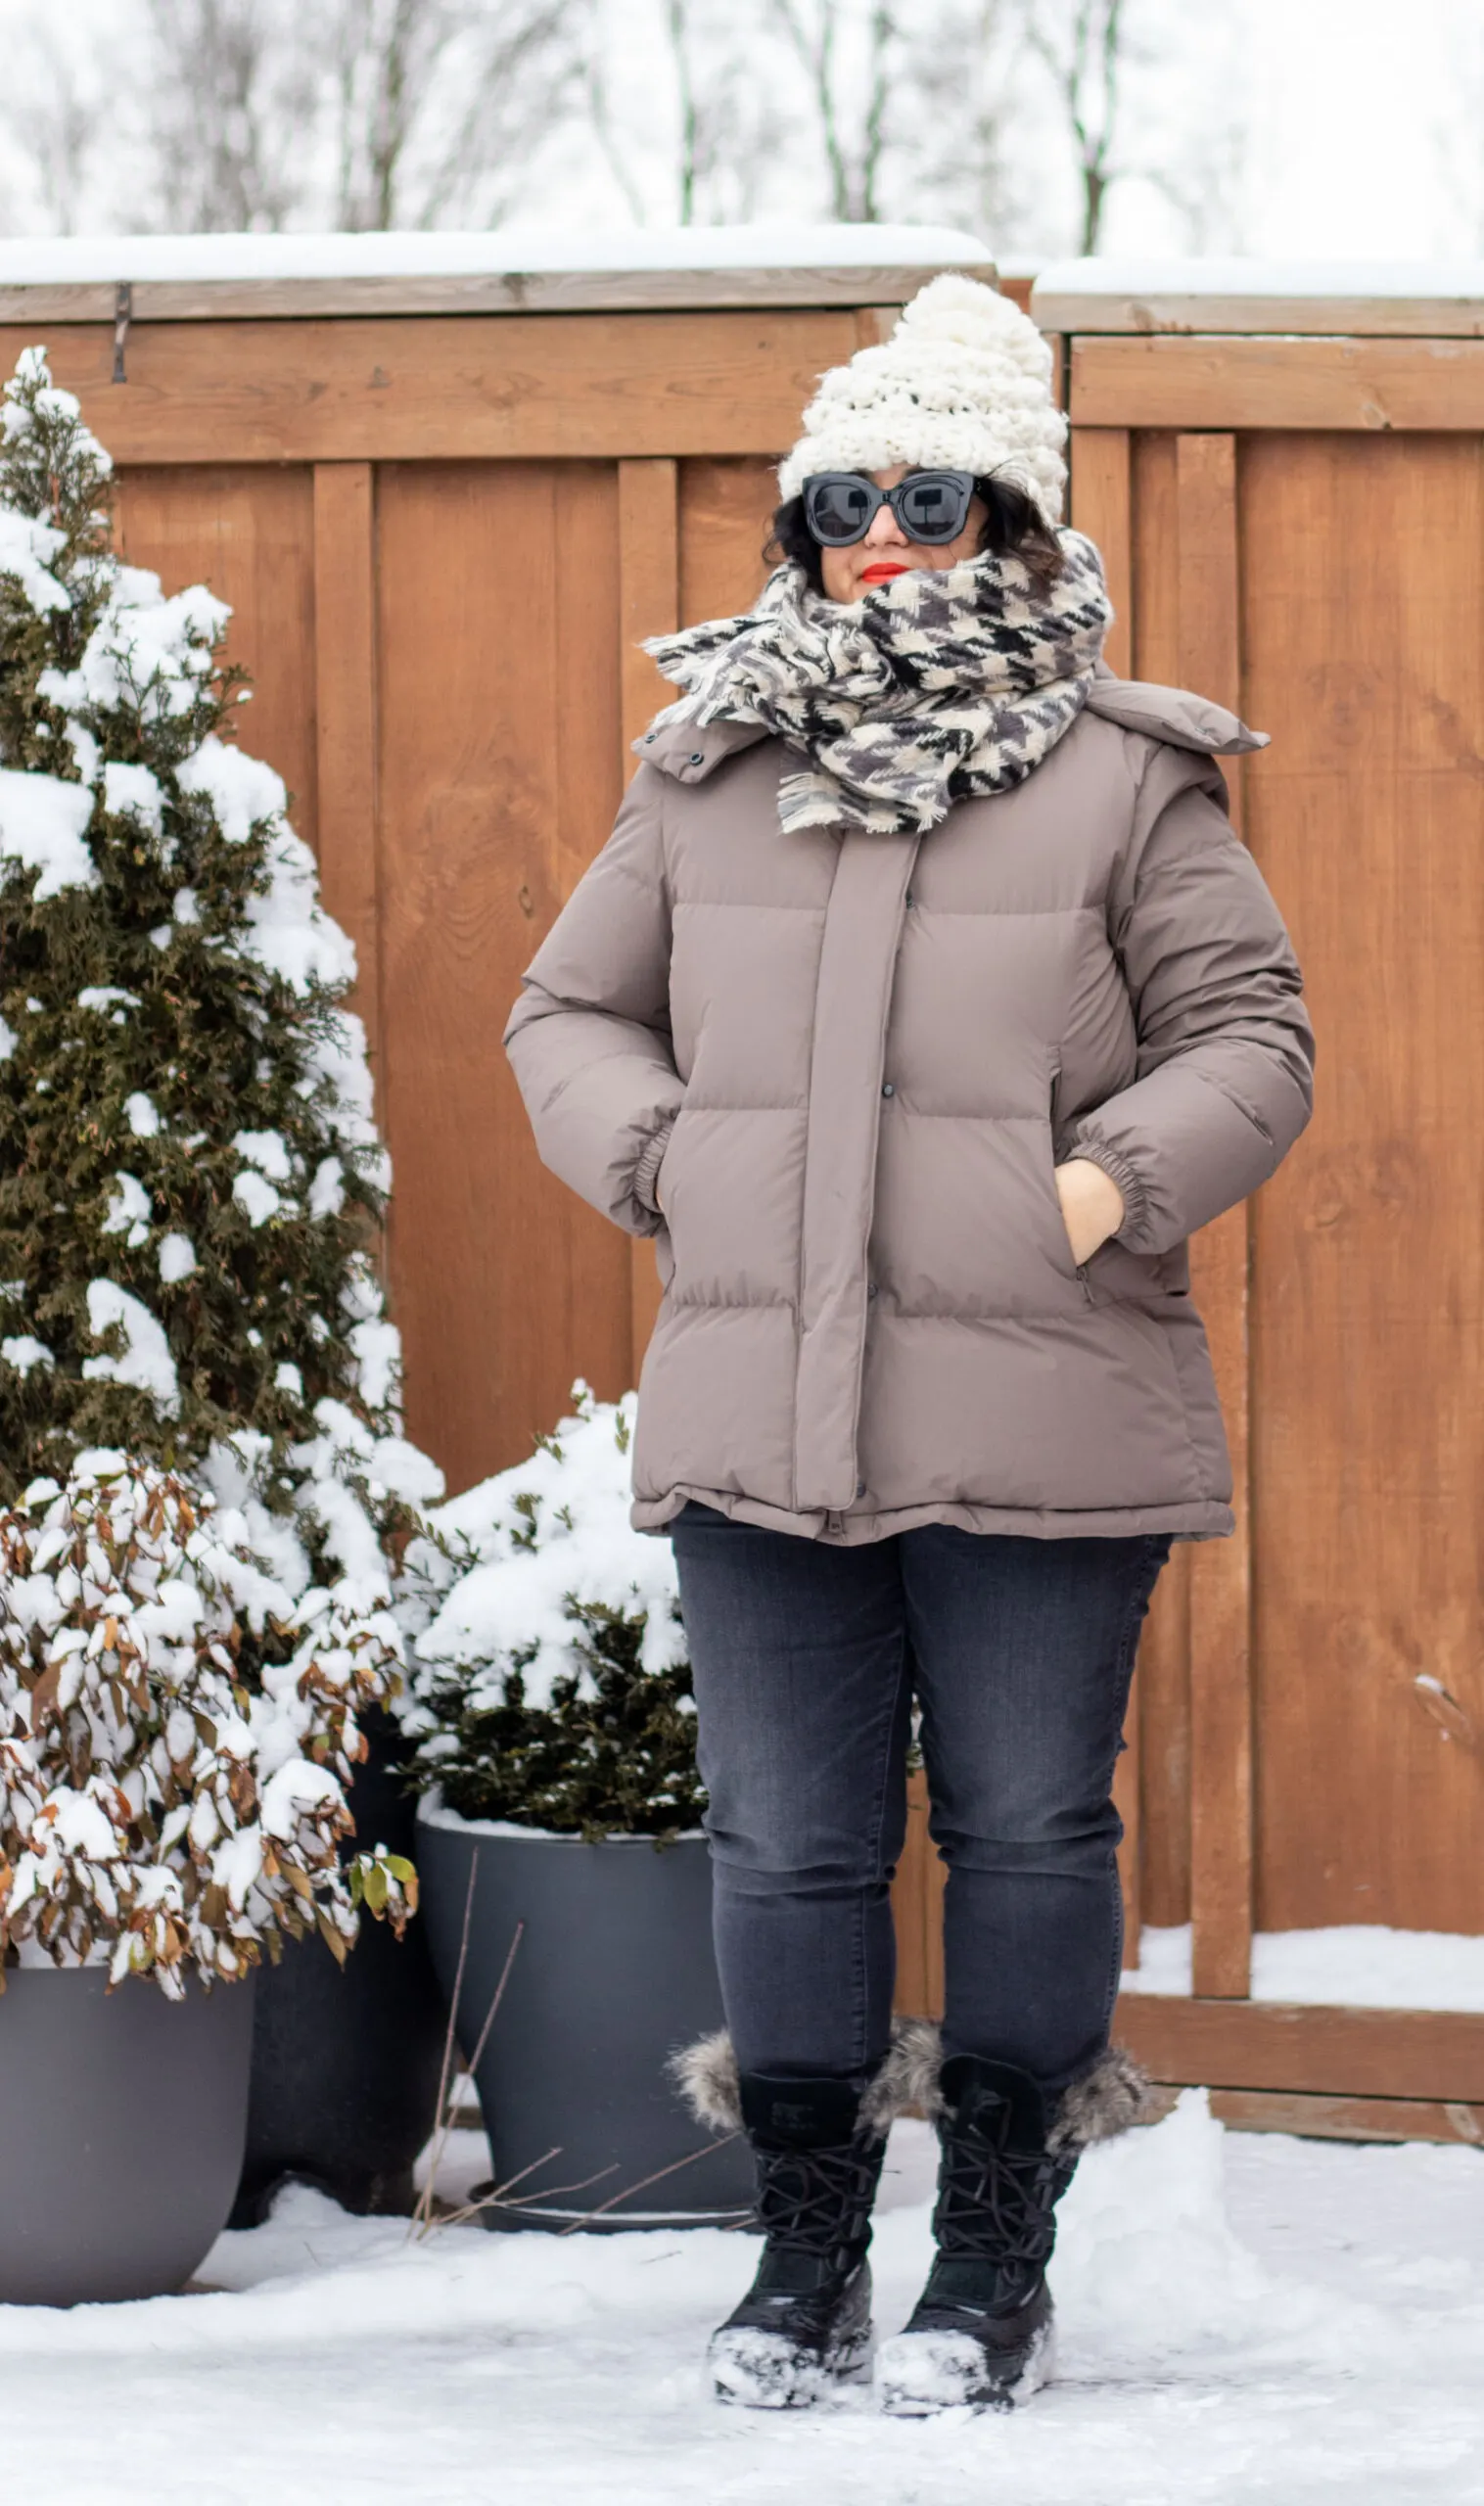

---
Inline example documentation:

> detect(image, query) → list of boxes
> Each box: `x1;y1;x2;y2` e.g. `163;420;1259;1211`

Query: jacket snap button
645;731;657;742
855;1480;866;1500
688;751;704;765
881;1082;895;1098
867;1282;878;1299
904;889;914;906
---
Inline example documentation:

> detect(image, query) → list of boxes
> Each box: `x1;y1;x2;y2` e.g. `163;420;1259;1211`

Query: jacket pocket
1035;1126;1093;1301
1041;1060;1092;1297
650;1116;681;1289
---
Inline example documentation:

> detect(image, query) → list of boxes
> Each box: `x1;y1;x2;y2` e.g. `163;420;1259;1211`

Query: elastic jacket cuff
632;1119;676;1218
1065;1137;1147;1245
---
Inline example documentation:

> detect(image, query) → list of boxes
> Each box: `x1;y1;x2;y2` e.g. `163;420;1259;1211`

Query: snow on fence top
0;225;996;323
1032;256;1484;337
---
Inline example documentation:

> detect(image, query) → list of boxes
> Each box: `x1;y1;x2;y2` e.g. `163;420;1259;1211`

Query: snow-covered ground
1123;1922;1484;2010
5;2097;1482;2504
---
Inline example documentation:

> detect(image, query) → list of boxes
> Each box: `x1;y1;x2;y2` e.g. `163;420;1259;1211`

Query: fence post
617;459;679;1377
1177;432;1255;1999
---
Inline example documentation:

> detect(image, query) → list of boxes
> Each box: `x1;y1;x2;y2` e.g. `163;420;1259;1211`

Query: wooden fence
9;247;1482;2138
1018;267;1483;2142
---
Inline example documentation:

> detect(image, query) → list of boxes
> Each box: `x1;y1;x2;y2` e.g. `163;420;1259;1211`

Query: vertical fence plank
1076;423;1138;1951
118;465;319;859
1176;432;1255;1998
376;461;629;1493
618;457;678;783
1129;427;1194;1937
618;460;679;1379
677;456;777;625
312;462;381;1075
892;1771;947;2019
1070;429;1133;677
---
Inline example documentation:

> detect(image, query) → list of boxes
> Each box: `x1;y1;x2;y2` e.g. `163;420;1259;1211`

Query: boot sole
711;2321;873;2409
875;2317;1056;2415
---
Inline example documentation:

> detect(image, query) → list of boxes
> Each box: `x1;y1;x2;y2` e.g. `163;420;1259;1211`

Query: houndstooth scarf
641;531;1112;838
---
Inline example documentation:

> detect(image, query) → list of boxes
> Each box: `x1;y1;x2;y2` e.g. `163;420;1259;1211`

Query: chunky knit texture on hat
777;273;1067;524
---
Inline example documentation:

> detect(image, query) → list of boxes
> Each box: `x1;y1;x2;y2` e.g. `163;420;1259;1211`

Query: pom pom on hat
776;273;1067;524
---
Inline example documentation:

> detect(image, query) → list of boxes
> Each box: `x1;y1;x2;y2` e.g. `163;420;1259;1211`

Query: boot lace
754;2139;880;2256
933;2126;1073;2267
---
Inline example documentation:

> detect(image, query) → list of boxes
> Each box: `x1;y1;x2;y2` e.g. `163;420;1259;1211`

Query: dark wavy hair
765;474;1065;593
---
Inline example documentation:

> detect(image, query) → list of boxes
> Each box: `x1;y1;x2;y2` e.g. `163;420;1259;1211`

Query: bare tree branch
883;0;1026;242
769;0;901;221
327;0;580;232
582;49;649;225
137;0;319;232
666;0;702;223
858;1;894;222
1144;110;1248;254
771;0;853;216
8;30;104;235
1024;0;1253;257
1027;0;1129;255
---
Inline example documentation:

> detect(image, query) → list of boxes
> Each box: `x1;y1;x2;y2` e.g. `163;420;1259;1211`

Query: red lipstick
860;561;907;583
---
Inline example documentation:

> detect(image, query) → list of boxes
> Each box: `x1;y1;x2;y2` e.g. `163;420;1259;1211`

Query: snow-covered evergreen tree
0;346;441;1564
0;348;442;1976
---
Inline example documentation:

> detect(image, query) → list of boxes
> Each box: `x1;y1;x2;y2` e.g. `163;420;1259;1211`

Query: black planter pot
231;1724;449;2225
0;1967;255;2304
417;1804;755;2231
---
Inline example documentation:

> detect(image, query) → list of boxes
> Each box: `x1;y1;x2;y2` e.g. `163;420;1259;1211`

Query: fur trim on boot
859;2018;943;2133
671;2017;945;2139
1047;2045;1155;2155
671;2028;743;2134
671;2027;1153;2152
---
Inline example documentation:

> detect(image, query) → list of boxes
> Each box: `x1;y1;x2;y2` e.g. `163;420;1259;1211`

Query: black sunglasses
802;470;978;548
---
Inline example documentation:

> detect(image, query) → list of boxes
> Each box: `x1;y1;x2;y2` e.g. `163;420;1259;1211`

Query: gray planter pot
231;1722;449;2225
416;1805;754;2231
0;1966;255;2304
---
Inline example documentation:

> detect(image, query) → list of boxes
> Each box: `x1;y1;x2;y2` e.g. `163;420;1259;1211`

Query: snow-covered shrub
0;1452;415;1996
400;1387;703;1841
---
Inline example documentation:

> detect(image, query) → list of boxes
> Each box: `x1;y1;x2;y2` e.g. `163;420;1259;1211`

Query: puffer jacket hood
507;678;1313;1544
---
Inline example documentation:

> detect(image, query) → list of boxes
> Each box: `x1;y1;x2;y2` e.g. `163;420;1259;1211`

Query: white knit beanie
776;273;1067;525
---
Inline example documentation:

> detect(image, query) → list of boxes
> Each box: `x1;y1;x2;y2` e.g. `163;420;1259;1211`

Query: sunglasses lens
806;477;875;543
898;475;969;541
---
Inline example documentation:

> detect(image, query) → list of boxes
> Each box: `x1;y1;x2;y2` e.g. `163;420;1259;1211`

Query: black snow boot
708;2071;886;2408
875;2054;1076;2415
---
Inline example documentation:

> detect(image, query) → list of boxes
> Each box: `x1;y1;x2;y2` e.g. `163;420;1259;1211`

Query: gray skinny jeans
670;1503;1172;2096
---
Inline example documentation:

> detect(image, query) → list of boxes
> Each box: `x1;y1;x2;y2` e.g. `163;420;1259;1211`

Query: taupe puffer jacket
506;677;1314;1543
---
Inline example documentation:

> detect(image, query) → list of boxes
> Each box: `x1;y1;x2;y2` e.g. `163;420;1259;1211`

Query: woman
506;277;1314;2416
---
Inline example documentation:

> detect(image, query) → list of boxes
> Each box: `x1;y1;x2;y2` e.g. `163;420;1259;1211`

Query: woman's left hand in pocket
1053;1157;1126;1267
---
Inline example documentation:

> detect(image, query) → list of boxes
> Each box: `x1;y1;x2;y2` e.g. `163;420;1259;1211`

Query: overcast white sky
589;0;1484;262
1167;0;1473;260
4;0;1483;261
1025;0;1481;262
